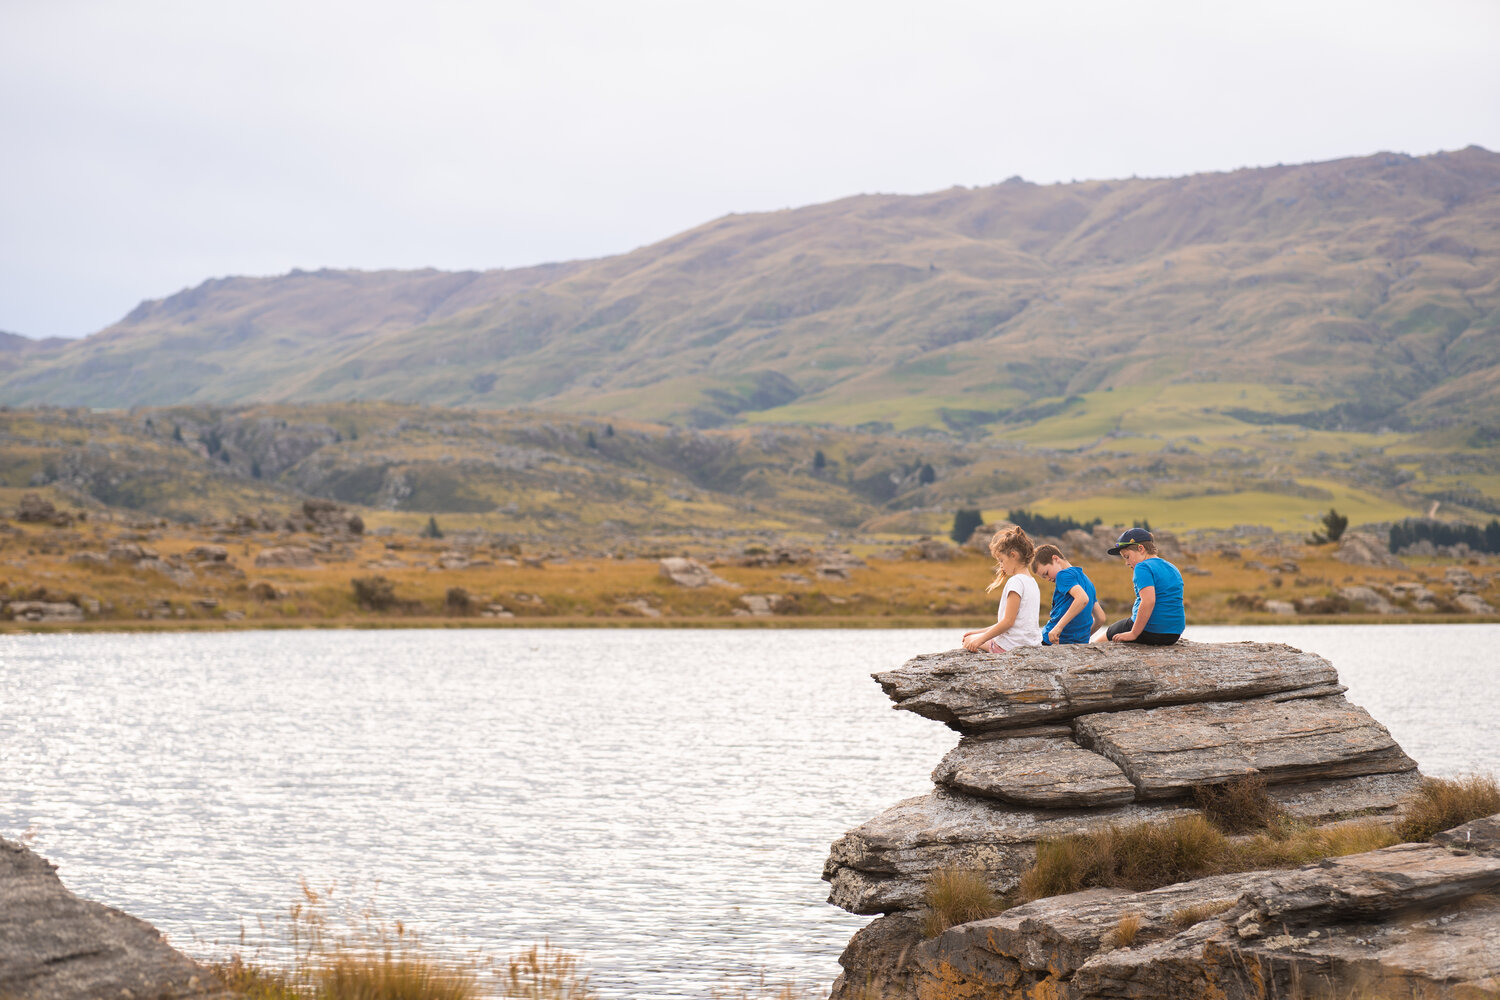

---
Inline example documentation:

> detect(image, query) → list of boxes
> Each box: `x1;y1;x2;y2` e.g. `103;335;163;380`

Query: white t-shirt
993;573;1043;650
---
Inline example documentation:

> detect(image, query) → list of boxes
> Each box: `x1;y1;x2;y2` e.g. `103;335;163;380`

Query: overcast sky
2;0;1497;339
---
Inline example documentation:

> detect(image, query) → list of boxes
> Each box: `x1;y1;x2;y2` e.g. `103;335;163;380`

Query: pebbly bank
824;640;1500;999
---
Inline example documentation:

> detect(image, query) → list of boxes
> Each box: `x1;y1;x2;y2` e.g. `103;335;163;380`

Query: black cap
1106;527;1154;556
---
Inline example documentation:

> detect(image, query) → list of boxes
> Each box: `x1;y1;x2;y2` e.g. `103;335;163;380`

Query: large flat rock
1073;694;1417;797
932;729;1137;808
874;641;1341;733
0;838;233;1000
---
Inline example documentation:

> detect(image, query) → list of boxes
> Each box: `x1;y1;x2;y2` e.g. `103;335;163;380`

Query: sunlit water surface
2;625;1496;997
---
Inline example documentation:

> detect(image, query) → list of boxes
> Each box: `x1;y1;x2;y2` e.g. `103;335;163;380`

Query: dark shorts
1106;618;1181;646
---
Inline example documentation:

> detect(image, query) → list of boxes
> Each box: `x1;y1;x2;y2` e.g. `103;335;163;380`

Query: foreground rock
0;837;232;1000
841;822;1500;1000
824;639;1466;999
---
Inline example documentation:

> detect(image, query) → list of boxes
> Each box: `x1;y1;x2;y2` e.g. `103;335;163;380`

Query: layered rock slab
931;727;1136;808
1073;694;1417;797
875;641;1339;733
0;837;233;1000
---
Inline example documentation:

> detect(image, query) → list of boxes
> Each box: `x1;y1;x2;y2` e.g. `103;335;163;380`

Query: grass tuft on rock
1397;774;1500;843
921;867;1005;938
1109;913;1142;948
1020;813;1401;904
1192;774;1286;834
1169;899;1235;927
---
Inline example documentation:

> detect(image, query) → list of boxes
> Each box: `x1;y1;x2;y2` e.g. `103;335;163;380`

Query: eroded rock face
657;557;734;588
0;838;233;1000
932;728;1136;808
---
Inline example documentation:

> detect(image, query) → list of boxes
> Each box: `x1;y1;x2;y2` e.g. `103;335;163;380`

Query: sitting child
1094;527;1184;645
962;526;1042;653
1031;544;1105;644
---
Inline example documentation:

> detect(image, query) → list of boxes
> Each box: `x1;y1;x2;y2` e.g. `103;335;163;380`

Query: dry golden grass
501;943;595;1000
921;867;1006;938
1020;813;1401;904
1192;774;1287;834
210;886;488;1000
4;514;1493;630
1109;913;1142;948
1169;899;1235;927
1397;774;1500;842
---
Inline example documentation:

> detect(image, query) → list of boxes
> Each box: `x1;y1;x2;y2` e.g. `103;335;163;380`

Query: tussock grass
1169;900;1235;927
1397;774;1500;842
209;886;518;1000
501;943;594;1000
921;867;1005;938
1109;913;1142;948
1192;775;1286;835
1020;814;1400;903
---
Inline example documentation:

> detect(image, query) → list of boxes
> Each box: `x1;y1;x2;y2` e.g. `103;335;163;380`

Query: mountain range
3;147;1498;434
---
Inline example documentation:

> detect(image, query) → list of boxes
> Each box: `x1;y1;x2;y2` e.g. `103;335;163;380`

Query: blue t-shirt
1131;557;1185;633
1043;566;1097;645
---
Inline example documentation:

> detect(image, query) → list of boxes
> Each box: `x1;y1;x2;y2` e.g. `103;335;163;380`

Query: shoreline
4;613;1499;634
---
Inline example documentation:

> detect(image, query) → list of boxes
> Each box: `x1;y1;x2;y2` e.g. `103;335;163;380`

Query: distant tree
918;462;936;485
1008;509;1102;536
1133;518;1151;531
445;586;473;615
951;508;984;545
813;449;827;471
421;516;444;539
605;423;615;437
1308;508;1348;545
586;430;598;449
250;460;262;479
171;424;183;443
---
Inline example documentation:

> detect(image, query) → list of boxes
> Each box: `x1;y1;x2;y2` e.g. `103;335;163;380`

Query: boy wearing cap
1095;527;1184;646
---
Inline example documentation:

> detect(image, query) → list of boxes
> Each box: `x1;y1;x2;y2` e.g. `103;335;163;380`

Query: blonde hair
986;526;1036;593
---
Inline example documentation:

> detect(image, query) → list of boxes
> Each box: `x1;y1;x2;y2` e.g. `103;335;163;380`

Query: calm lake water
2;625;1496;997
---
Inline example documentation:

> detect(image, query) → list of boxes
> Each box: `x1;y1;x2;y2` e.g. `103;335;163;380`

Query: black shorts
1106;618;1181;646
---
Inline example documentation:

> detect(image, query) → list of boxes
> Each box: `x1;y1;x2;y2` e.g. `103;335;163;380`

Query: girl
962;526;1042;653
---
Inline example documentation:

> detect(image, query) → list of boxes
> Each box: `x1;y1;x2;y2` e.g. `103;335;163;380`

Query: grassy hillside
4;402;1497;541
3;148;1498;433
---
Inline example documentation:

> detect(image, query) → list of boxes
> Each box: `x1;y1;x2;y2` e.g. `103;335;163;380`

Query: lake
2;625;1496;997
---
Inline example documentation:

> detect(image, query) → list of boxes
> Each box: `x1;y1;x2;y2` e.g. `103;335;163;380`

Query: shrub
1397;774;1500;842
445;587;473;615
1307;508;1348;545
352;576;399;611
1192;775;1286;834
921;867;1004;938
421;516;444;540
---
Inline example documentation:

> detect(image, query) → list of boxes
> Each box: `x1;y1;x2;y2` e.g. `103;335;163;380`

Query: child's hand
962;635;986;652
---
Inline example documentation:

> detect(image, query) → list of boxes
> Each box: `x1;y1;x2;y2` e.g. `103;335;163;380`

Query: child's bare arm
1113;586;1155;641
964;592;1020;651
1091;602;1108;629
1046;583;1090;641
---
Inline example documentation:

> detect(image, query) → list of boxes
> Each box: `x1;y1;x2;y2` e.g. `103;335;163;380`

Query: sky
2;0;1497;340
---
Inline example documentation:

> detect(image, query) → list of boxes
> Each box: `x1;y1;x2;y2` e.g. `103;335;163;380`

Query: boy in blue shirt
1031;544;1105;644
1097;527;1185;645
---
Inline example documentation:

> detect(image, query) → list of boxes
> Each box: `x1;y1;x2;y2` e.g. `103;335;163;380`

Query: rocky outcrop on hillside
820;641;1500;1000
0;837;233;1000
